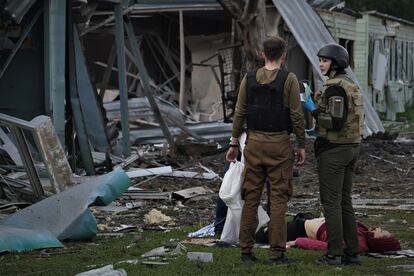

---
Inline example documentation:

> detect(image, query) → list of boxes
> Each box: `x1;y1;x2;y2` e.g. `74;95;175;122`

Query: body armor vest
246;69;292;133
314;77;364;143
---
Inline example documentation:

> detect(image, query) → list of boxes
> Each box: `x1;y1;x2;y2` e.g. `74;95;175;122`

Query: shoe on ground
241;253;258;262
342;253;361;265
316;254;342;265
268;254;297;265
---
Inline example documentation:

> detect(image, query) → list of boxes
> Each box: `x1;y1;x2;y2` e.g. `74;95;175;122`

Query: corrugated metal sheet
131;0;222;13
130;122;232;145
134;0;216;3
272;0;384;135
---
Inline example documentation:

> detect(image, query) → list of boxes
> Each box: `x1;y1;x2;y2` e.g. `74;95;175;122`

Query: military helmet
317;43;349;69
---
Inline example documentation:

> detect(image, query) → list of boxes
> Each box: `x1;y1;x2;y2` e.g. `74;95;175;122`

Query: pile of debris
1;109;414;254
0;109;227;253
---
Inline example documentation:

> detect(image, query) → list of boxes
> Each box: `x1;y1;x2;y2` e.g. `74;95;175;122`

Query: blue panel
0;168;130;251
0;225;63;253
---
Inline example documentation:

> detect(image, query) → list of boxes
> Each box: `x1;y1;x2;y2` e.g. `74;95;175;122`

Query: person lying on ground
255;213;401;254
285;215;401;254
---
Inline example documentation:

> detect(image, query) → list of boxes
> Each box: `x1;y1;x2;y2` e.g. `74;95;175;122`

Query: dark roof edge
363;10;414;27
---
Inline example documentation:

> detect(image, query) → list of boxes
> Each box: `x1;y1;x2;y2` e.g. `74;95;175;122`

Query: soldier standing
303;43;365;265
226;36;305;264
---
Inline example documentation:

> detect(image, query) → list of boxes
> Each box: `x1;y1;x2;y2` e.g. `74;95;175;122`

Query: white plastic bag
219;161;244;210
219;131;269;244
220;202;270;245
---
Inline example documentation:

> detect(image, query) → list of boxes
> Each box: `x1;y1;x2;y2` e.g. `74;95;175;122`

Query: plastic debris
144;209;172;225
75;265;127;276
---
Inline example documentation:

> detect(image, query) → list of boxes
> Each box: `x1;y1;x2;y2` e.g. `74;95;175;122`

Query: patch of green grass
2;211;414;275
398;103;414;123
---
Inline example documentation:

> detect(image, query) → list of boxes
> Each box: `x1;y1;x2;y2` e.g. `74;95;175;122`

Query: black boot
241;253;258;262
316;254;342;265
268;254;297;265
342;253;361;265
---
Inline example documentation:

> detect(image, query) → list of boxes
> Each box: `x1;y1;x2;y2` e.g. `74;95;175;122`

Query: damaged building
0;0;411;187
317;7;414;121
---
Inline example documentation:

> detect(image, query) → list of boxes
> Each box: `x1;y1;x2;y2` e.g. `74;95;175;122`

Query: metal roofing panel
130;1;222;13
272;0;384;135
135;0;216;3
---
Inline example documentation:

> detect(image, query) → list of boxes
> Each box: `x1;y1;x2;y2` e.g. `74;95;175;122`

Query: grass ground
2;210;414;275
383;104;414;132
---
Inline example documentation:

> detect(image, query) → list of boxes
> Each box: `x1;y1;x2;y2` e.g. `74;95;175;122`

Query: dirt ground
94;132;414;231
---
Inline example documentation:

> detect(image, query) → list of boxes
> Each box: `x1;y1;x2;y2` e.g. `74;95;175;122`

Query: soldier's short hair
263;36;287;61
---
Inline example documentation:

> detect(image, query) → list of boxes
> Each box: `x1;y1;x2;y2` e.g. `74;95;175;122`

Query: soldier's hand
296;148;305;165
226;147;239;162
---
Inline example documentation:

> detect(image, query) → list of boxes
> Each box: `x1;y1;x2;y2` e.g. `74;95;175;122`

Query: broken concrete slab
187;251;213;263
171;242;187;256
30;115;74;193
172;186;214;201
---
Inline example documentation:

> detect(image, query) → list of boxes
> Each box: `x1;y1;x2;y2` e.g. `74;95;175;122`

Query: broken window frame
408;42;414;83
397;40;403;81
0;114;45;200
384;37;392;81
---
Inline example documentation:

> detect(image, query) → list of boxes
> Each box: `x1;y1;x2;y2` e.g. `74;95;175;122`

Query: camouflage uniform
314;74;364;257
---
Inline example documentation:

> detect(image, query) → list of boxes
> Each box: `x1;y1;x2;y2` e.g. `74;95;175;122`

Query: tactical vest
246;69;292;133
314;77;364;143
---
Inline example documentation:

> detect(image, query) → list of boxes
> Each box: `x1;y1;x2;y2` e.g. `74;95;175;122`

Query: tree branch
216;0;242;19
240;0;255;23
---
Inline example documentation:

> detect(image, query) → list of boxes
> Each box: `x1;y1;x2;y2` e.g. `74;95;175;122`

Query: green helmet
317;43;349;69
